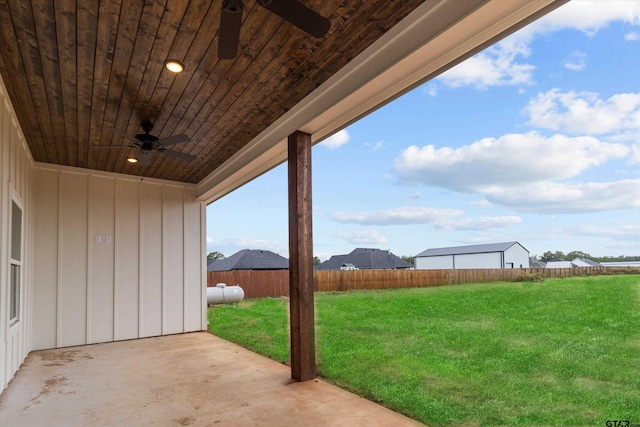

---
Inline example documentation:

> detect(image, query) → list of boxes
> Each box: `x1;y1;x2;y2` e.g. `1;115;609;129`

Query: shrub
511;272;545;282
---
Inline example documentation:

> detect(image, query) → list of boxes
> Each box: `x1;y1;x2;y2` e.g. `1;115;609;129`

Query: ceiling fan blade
163;149;197;162
91;145;136;149
138;150;153;166
218;0;243;59
258;0;330;38
107;127;139;143
157;134;189;147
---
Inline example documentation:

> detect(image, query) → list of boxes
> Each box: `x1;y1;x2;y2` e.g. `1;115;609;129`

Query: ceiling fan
97;121;196;166
218;0;331;59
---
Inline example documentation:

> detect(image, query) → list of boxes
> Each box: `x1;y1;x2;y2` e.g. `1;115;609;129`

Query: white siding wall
455;252;502;269
416;253;502;269
1;76;34;393
504;244;530;268
415;255;453;269
32;164;206;350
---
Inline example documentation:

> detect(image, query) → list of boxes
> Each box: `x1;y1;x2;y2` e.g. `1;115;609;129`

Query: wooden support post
288;130;316;382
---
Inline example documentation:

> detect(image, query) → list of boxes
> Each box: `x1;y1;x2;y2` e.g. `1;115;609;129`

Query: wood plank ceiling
0;0;424;183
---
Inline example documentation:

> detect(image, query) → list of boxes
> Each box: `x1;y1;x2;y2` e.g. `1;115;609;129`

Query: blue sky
207;1;640;261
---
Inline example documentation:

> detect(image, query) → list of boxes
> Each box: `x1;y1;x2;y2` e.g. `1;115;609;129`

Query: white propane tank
207;283;245;305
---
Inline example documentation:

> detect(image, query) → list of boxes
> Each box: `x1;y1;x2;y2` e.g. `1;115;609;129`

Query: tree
401;255;415;265
313;256;321;266
540;251;566;262
207;251;225;261
566;250;592;260
539;250;640;263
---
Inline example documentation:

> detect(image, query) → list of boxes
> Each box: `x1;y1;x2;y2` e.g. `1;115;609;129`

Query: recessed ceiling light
165;60;184;73
127;156;138;164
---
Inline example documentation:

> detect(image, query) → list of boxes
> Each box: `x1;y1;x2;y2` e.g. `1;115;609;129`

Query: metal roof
545;261;574;269
415;241;526;257
571;257;600;267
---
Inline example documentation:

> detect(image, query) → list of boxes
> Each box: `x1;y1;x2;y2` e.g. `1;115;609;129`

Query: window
10;199;22;324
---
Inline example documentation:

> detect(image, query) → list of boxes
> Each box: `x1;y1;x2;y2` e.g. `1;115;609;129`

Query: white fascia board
196;0;568;203
34;162;198;189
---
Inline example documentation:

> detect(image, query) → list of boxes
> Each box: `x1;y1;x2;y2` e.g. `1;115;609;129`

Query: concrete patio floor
0;332;425;426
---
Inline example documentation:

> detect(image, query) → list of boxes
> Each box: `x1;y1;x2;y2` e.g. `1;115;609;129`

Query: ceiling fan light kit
96;121;195;167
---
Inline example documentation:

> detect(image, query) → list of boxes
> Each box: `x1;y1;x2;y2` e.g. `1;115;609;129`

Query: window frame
8;193;24;327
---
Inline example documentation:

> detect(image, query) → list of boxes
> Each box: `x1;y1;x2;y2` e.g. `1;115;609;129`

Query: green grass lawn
208;275;640;426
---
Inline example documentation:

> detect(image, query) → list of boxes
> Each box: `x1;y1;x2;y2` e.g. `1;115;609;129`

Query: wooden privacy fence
208;266;640;300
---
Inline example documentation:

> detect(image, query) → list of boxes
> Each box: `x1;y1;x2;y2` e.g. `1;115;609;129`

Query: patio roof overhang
196;0;569;203
0;0;568;203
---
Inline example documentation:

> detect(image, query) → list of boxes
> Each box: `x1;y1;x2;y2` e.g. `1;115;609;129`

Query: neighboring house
315;248;412;270
545;260;574;269
571;257;600;267
529;258;546;269
545;257;601;269
415;242;530;270
207;249;288;271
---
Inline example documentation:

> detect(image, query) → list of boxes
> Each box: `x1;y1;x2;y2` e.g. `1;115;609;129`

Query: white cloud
435;216;522;231
319;129;349;149
336;230;388;245
424;84;438;97
329;206;522;231
394;132;629;191
629;144;640;165
364;140;384;151
525;1;640;37
438;39;535;89
625;31;640;41
559;223;640;242
562;50;587;71
329;206;464;225
393;132;635;214
437;1;640;89
524;90;640;136
484;179;640;213
470;199;493;208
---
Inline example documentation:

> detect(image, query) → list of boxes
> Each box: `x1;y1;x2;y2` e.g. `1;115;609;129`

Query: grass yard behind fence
208;275;640;426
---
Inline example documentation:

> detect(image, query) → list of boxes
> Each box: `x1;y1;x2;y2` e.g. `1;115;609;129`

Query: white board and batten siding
1;75;34;391
33;164;207;350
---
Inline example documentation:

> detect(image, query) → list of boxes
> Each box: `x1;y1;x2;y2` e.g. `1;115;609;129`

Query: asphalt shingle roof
315;248;412;270
207;249;289;271
529;258;547;268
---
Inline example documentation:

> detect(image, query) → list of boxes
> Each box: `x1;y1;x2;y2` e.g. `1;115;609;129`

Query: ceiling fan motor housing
136;121;163;151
